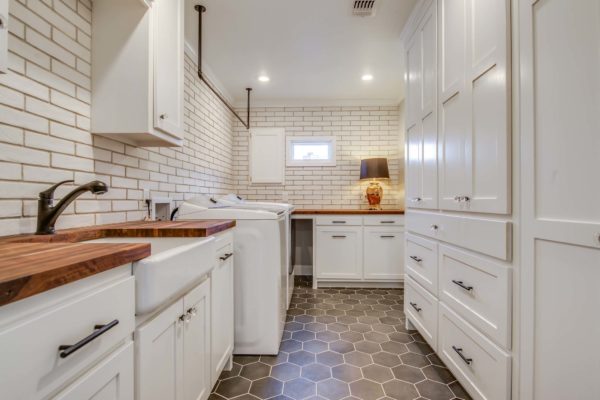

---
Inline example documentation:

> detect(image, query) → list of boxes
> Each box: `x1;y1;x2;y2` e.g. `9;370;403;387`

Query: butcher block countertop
292;209;404;215
0;220;236;306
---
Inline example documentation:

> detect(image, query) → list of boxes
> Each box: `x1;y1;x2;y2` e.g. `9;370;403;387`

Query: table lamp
360;158;390;210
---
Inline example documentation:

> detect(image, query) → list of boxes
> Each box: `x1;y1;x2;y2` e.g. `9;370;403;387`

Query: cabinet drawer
0;275;134;400
439;245;511;348
406;210;512;261
438;304;511;400
315;227;363;280
316;216;363;226
405;234;438;295
363;227;404;281
405;277;438;350
363;215;405;226
53;342;134;400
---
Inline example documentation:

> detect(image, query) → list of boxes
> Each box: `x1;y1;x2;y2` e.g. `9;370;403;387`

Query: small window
287;136;336;167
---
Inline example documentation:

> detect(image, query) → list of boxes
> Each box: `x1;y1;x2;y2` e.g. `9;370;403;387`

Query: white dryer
177;196;286;355
218;194;295;309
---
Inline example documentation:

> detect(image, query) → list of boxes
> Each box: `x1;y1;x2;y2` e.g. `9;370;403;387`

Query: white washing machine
177;196;286;355
218;194;295;309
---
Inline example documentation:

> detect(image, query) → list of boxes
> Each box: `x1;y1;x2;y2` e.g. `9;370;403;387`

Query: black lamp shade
360;158;390;180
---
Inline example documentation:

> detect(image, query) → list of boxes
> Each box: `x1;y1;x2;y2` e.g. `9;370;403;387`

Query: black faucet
36;180;109;235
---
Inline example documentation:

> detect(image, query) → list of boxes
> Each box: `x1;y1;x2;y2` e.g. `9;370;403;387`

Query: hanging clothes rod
195;5;251;129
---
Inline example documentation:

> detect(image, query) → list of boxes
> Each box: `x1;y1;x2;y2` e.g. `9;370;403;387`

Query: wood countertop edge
292;209;405;215
0;243;151;307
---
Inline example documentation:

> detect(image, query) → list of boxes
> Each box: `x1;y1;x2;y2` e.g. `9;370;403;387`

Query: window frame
286;136;337;167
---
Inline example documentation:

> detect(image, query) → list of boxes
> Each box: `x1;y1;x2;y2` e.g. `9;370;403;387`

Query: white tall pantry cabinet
403;0;513;399
519;1;600;399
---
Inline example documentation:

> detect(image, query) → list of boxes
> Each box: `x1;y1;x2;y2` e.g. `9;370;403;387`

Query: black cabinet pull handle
380;235;395;238
452;346;473;365
220;252;233;261
452;280;474;292
409;302;421;312
380;221;395;224
332;235;347;238
332;221;347;224
58;320;119;359
409;255;423;262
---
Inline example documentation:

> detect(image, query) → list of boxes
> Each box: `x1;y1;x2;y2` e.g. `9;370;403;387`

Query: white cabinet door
405;2;438;210
153;0;184;138
363;227;404;280
250;128;285;184
136;300;184;400
183;279;211;400
54;343;134;400
211;245;234;384
519;1;600;399
315;226;363;280
438;0;510;214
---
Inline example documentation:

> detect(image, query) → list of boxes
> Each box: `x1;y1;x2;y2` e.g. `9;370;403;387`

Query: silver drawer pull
430;224;439;231
409;255;423;263
380;221;395;224
380;235;395;238
411;197;422;203
160;113;168;120
409;302;421;312
332;235;347;239
452;346;473;365
462;196;470;202
454;196;462;202
332;221;347;224
220;252;233;261
452;280;474;292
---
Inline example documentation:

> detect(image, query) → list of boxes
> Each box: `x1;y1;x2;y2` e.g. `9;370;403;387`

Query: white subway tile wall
0;0;405;236
233;106;404;208
0;0;235;235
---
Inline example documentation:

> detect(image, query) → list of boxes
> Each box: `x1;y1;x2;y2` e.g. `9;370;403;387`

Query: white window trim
286;136;337;167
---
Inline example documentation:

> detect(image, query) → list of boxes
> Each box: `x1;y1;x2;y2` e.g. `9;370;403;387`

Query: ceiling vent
352;0;377;17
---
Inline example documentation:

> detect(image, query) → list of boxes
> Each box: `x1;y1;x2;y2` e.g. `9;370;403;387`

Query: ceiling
184;0;418;107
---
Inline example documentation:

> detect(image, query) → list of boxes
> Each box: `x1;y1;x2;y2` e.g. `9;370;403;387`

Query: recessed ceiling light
258;75;270;82
362;74;374;81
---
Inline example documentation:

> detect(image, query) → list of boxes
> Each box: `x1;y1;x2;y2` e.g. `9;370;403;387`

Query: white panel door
363;227;404;280
315;226;363;280
520;1;600;399
405;2;438;210
153;0;184;138
250;128;285;184
183;279;212;400
54;343;134;400
438;0;510;214
136;300;184;400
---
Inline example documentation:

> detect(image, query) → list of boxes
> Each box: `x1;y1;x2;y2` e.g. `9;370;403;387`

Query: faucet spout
36;180;109;235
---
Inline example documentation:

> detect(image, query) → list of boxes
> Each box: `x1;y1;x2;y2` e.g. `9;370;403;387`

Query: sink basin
86;237;215;315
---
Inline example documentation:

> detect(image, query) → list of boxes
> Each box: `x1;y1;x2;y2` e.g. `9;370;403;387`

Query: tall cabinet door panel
520;1;600;399
363;227;404;280
438;0;510;214
153;0;184;138
183;279;211;400
316;227;363;280
405;1;438;210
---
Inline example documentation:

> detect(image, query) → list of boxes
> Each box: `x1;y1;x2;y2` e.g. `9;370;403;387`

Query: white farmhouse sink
86;237;215;315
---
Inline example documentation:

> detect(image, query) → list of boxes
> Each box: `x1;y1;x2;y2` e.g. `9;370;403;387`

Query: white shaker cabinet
363;227;404;280
405;1;438;210
437;0;510;214
136;278;211;400
315;226;363;280
92;0;184;147
519;1;600;399
211;233;235;386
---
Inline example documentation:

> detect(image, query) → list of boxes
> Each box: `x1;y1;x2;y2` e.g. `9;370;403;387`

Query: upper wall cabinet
92;0;184;147
438;0;511;214
250;128;285;184
405;1;438;210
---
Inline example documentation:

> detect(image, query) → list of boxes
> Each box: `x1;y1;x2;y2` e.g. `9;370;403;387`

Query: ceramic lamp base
365;181;383;210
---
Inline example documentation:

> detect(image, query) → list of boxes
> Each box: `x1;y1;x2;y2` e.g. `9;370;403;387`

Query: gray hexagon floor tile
210;279;470;400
